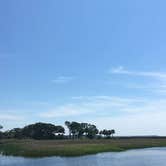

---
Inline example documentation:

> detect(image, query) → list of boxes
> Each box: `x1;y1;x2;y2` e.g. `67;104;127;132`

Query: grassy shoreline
1;138;166;158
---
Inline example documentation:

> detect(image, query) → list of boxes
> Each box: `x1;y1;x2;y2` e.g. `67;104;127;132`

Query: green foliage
65;121;98;139
0;125;3;139
100;129;116;138
4;128;23;139
1;138;166;157
2;123;65;140
86;124;98;139
22;122;65;139
1;121;115;140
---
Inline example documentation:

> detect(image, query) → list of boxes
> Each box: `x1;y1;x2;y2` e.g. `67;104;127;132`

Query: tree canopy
99;129;116;138
0;125;3;139
22;122;65;139
65;121;99;139
0;122;115;140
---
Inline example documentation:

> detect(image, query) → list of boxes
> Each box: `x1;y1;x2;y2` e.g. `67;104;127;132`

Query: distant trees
111;129;115;137
1;122;64;140
65;121;115;140
99;129;116;138
0;122;115;140
4;128;23;139
0;125;3;139
65;121;98;139
69;121;81;139
22;122;65;139
86;124;99;139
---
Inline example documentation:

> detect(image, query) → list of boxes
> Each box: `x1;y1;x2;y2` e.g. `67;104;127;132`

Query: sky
1;0;166;135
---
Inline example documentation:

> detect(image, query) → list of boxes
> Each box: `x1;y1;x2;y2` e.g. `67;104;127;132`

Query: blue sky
1;0;166;135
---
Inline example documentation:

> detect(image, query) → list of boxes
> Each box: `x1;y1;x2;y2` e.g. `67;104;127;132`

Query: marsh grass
1;138;166;157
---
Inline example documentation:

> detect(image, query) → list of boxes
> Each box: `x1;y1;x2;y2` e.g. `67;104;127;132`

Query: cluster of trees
99;129;115;138
0;125;3;139
65;121;99;139
0;122;115;140
1;123;65;140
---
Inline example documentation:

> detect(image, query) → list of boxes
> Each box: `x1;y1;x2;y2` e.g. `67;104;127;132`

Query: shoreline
1;147;166;159
1;138;166;158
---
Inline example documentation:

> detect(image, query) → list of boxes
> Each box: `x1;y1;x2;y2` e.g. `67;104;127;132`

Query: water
1;148;166;166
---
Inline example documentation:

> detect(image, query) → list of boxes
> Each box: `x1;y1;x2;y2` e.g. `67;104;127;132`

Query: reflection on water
1;148;166;166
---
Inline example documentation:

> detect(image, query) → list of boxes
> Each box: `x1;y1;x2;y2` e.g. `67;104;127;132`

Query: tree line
0;122;115;140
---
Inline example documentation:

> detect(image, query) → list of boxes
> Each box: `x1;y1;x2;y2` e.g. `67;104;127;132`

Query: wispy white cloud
2;95;166;135
39;95;166;135
109;66;166;95
0;114;23;121
40;104;92;118
110;66;166;79
52;76;73;84
39;95;163;119
89;111;166;136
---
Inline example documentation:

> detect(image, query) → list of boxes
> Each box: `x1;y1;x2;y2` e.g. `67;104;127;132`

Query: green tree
0;125;3;139
65;121;99;139
99;130;103;136
80;123;89;137
99;129;115;138
111;129;115;137
86;124;98;139
4;128;23;139
70;122;81;139
101;129;107;137
22;122;65;139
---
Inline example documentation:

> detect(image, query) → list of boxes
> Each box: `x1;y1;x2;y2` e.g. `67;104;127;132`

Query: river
1;148;166;166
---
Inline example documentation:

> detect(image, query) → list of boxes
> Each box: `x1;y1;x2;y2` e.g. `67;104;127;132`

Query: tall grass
1;138;166;157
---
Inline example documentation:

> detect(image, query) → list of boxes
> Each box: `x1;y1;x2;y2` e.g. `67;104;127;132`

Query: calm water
1;148;166;166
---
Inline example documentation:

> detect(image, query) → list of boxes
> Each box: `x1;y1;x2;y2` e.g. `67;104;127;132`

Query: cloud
52;76;73;84
39;95;163;119
39;95;166;135
110;66;166;79
2;95;166;135
89;111;166;136
0;114;23;121
109;66;166;95
40;104;91;118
